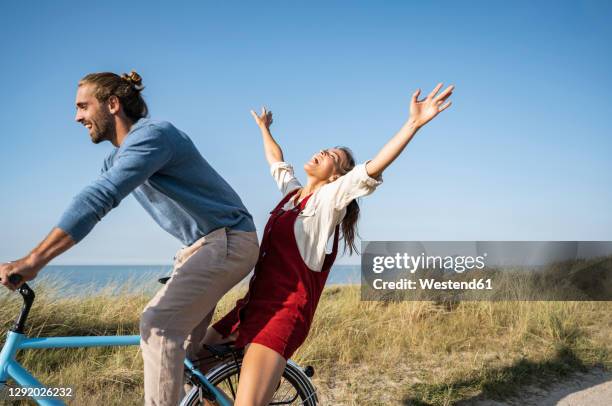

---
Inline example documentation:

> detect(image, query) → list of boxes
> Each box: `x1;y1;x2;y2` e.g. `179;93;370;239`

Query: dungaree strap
261;188;303;258
270;188;301;214
331;224;340;255
322;224;341;270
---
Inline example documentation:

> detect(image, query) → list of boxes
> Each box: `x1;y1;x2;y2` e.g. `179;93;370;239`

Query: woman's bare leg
235;343;287;406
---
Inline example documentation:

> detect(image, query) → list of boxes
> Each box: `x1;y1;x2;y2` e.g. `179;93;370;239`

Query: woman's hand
251;106;284;164
409;83;454;128
250;107;273;129
365;82;455;178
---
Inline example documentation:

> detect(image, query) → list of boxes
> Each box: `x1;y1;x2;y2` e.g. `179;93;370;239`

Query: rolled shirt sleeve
317;161;383;211
270;161;302;197
57;128;173;242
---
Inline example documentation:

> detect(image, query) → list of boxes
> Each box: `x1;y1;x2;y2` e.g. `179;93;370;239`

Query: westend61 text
372;278;493;290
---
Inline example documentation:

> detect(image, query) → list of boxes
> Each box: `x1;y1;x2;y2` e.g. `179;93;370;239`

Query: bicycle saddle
203;342;241;358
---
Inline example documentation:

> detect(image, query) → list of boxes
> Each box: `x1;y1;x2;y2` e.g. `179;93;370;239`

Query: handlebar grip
8;274;23;285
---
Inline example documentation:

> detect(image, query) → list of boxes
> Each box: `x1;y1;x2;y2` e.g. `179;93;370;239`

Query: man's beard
90;112;115;144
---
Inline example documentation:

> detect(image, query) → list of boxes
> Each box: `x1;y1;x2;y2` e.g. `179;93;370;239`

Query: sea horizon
17;264;361;297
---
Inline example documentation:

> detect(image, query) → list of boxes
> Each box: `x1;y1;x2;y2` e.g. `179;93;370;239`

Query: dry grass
0;282;610;405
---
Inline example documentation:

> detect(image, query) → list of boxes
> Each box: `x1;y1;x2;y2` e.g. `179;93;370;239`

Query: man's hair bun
121;70;144;91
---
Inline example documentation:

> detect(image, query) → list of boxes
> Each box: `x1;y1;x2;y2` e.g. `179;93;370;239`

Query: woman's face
303;148;349;182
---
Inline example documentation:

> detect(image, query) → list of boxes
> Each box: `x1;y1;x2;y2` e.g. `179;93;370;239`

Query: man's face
74;84;115;144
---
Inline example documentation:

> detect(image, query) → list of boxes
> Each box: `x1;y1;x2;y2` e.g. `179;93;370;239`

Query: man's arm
0;125;173;289
0;228;74;290
57;127;172;242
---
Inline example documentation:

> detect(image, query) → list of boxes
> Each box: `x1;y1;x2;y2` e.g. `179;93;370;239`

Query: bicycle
0;274;319;405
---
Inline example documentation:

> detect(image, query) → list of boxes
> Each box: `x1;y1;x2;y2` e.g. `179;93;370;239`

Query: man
0;71;260;405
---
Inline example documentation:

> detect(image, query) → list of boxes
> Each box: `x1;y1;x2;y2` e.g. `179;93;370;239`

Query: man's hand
409;83;454;128
250;106;273;129
0;227;75;291
0;257;43;291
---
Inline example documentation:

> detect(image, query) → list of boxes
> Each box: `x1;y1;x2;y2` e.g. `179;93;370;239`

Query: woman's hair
335;146;360;255
79;71;148;122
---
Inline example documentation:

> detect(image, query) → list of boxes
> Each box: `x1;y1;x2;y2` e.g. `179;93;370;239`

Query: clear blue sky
1;1;610;265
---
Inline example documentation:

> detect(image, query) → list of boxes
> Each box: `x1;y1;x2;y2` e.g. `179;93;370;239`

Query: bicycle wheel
181;358;318;406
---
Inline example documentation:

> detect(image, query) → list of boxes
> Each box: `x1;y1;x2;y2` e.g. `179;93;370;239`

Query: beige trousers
140;227;259;406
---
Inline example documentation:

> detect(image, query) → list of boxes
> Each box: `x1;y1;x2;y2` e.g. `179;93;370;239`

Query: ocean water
19;264;360;297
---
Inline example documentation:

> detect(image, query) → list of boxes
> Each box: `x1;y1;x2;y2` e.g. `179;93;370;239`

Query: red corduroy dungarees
212;188;339;359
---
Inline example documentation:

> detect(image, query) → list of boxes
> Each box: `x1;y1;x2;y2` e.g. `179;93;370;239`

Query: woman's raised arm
251;107;284;165
366;83;454;179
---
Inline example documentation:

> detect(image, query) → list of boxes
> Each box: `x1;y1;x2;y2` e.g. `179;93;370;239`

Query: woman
205;83;454;405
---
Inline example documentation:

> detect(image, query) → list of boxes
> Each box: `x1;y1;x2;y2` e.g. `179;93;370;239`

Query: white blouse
270;161;383;271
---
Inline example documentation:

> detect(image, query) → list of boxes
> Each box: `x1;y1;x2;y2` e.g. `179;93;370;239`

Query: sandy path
461;367;611;406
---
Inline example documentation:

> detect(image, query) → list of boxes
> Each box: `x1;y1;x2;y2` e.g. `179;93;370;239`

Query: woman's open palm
251;106;273;129
410;83;454;128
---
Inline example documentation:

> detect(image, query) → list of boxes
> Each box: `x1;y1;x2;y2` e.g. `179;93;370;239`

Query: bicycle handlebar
6;275;167;335
4;273;35;334
8;273;23;285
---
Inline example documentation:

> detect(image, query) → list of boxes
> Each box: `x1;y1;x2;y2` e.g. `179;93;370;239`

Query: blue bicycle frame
0;282;232;406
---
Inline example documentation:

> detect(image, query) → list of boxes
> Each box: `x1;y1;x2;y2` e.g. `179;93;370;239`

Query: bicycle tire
181;358;318;406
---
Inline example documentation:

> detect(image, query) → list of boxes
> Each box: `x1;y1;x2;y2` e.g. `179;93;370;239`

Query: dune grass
0;281;610;405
